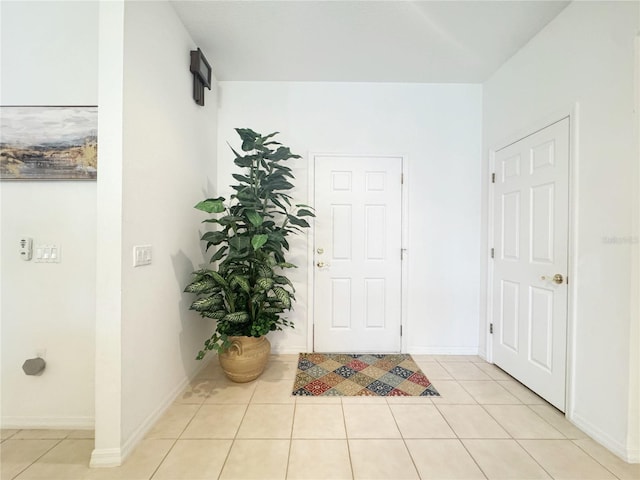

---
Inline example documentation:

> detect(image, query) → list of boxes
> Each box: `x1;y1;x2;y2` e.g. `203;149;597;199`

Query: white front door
492;118;570;411
313;155;403;353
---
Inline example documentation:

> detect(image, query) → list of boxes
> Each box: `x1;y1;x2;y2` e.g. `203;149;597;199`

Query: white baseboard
91;361;210;468
570;411;638;463
1;416;94;430
270;345;307;355
89;448;122;468
407;346;480;355
271;346;483;356
91;375;190;467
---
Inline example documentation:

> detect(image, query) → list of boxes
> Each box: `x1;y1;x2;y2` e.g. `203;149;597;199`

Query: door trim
486;104;579;416
307;153;409;353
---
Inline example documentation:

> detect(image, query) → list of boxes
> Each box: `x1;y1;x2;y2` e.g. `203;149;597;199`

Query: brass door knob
541;274;564;284
316;261;330;268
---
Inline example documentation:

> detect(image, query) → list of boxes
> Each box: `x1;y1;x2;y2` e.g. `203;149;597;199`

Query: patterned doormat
292;353;440;397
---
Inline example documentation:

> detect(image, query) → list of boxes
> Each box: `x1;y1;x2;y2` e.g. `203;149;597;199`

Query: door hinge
489;323;494;334
401;173;404;185
490;248;495;259
491;173;496;183
400;325;403;336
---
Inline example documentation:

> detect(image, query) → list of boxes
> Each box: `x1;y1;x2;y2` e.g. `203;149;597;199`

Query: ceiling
170;0;570;83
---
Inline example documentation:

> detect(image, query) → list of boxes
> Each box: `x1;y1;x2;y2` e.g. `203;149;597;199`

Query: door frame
307;153;409;353
486;104;579;416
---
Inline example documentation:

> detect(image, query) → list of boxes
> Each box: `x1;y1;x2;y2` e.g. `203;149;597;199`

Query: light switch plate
133;245;152;267
35;244;61;263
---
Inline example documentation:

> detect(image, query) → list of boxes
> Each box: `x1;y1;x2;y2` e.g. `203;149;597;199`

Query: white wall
93;0;218;465
217;82;482;354
0;1;98;428
482;1;640;462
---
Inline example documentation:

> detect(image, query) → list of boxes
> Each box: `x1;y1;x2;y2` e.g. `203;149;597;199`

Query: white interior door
313;155;403;353
492;118;570;411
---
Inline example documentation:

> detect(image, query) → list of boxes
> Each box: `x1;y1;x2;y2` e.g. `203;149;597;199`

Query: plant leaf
232;173;251;184
251;234;268;251
190;296;222;311
210;271;228;288
201;230;227;245
217;215;242;226
273;275;295;289
184;277;216;294
223;311;250;323
256;277;274;290
236;128;260;151
236;188;258;203
246;210;263;227
257;264;274;278
209;246;228;263
273;286;292;309
231;275;251;293
287;215;310;228
296;208;315;217
269;146;301;161
195;197;225;214
229;235;250;252
200;310;226;319
276;262;297;269
262;131;280;141
263;307;284;313
234;156;253;168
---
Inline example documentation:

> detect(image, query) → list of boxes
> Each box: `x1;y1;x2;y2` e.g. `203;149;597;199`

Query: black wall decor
189;48;212;106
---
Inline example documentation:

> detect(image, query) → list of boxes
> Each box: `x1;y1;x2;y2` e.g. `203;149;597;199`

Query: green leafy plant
185;128;313;359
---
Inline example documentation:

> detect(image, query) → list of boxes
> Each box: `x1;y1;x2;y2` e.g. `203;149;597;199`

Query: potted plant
184;128;313;382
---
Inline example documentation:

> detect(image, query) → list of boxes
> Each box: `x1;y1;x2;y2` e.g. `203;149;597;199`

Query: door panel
492;118;569;411
500;280;520;352
314;155;402;353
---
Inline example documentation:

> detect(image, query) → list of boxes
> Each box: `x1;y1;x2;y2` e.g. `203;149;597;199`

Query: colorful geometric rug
292;353;440;397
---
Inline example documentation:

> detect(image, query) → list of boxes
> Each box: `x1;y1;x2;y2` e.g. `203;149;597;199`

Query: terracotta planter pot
218;336;271;383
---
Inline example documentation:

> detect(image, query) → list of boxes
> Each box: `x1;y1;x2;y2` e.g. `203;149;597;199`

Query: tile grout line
478;402;563;480
216;397;252;480
340;399;356;480
512;438;563;480
386;399;423;479
284;399;296;479
148;438;179;480
566;439;625;480
149;386;212;480
429;402;493;480
480;401;566;440
456;377;524;405
524;403;575;436
8;435;66;480
0;430;18;443
457;438;490;480
431;398;491;479
433;399;524;479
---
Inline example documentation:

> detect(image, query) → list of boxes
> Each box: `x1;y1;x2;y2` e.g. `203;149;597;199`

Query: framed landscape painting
0;106;98;180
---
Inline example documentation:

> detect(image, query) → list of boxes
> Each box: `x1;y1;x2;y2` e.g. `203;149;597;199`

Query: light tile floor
2;355;639;479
